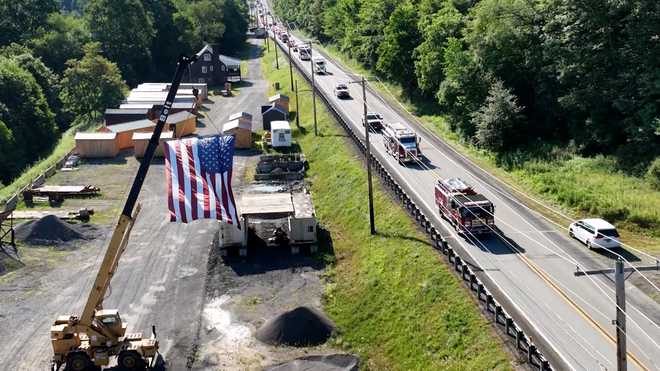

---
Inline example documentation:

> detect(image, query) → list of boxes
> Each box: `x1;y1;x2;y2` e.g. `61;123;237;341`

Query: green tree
219;0;248;52
0;57;57;183
60;43;127;121
0;44;73;129
0;0;58;46
30;13;91;74
376;1;421;92
0;117;17;185
647;157;660;190
354;0;396;67
413;2;463;95
175;0;226;51
546;0;660;162
472;79;525;152
142;0;191;80
85;0;155;84
437;37;490;137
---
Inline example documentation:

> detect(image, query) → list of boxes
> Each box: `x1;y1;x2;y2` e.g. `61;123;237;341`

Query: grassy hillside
0;119;99;203
261;44;513;369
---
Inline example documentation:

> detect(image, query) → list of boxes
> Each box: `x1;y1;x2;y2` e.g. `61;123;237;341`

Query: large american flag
164;135;240;226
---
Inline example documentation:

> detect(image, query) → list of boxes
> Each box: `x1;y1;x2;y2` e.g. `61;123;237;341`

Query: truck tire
65;352;91;371
118;350;146;371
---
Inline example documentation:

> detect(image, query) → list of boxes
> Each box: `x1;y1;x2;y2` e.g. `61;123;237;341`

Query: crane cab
94;309;127;339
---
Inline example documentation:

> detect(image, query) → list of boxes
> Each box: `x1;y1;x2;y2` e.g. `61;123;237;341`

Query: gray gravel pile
15;215;94;246
256;306;335;347
264;354;359;371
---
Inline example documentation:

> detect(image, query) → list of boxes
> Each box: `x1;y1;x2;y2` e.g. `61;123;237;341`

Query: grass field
298;35;660;256
262;44;514;370
0;120;100;203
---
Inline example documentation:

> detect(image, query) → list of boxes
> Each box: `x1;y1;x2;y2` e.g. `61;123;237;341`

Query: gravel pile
256;306;335;347
15;215;94;246
264;354;359;371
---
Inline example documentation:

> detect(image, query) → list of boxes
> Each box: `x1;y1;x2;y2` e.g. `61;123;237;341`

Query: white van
270;120;292;148
569;218;621;249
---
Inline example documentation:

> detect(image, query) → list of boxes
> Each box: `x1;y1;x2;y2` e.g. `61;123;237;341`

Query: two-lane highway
262;8;660;370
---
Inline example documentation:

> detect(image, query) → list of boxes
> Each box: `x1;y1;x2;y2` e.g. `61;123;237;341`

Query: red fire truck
382;122;421;164
435;177;495;235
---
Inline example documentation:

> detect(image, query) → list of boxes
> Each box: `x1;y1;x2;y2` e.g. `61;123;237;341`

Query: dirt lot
0;37;337;371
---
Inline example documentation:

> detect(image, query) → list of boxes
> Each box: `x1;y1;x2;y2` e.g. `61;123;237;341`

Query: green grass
262;44;513;370
0;120;100;203
294;32;660;256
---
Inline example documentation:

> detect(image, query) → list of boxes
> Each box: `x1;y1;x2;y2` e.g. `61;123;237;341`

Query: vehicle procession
268;19;630;250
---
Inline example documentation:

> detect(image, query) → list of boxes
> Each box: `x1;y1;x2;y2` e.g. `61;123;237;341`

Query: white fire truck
434;177;495;235
382;122;421;164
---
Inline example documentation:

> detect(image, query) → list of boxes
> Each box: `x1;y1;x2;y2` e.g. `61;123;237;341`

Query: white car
569;218;621;249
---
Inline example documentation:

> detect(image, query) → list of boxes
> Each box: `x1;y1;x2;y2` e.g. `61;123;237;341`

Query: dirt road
0;37;327;371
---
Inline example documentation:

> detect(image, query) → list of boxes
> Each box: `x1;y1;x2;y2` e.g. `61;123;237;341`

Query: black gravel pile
256;306;335;347
264;354;359;371
15;215;93;246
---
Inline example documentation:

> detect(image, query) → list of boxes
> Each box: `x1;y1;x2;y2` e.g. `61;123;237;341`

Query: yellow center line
517;252;649;371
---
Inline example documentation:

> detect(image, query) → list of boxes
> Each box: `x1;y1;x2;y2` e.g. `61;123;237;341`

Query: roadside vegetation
273;0;660;254
261;43;514;369
0;0;248;191
0;119;99;202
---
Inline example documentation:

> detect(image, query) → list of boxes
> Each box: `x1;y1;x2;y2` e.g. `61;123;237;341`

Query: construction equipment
50;52;199;371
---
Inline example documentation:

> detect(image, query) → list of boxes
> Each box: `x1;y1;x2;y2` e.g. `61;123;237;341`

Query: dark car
362;112;384;131
334;83;350;99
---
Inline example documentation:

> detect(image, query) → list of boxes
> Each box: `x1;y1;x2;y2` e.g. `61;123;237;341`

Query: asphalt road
263;10;660;371
0;38;268;371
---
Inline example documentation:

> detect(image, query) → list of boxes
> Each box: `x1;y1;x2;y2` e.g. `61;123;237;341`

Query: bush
647;157;660;190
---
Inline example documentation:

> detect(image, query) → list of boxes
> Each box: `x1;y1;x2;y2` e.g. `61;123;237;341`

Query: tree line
273;0;660;182
0;0;248;185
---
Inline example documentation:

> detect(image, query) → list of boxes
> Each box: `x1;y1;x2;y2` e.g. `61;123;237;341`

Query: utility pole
294;80;300;128
266;33;270;52
286;26;294;90
309;41;318;136
614;259;627;371
274;36;279;69
361;76;376;234
574;258;660;371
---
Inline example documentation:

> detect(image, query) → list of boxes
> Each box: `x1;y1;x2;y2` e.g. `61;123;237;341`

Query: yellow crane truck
50;52;200;371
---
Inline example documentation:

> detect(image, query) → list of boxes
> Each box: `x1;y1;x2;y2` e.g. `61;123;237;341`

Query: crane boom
79;54;197;326
51;53;199;371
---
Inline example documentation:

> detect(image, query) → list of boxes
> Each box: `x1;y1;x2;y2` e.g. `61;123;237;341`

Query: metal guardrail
273;37;553;370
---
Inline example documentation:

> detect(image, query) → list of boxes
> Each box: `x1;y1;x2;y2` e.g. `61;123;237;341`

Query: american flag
164;135;240;226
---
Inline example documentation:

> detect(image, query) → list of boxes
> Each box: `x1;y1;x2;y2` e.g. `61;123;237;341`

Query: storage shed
223;119;252;149
132;131;174;158
228;111;253;128
219;54;242;82
100;119;156;149
75;132;119;158
271;120;292;148
261;104;288;131
290;190;317;244
269;93;290;112
104;108;152;125
164;111;197;137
